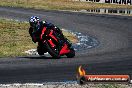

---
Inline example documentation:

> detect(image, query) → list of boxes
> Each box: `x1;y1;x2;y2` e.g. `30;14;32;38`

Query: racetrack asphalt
0;6;132;83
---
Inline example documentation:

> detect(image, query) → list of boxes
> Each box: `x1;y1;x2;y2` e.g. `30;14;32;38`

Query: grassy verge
0;0;132;11
0;19;77;57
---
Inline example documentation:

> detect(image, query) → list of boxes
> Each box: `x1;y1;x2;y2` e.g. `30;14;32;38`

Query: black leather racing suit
29;21;71;50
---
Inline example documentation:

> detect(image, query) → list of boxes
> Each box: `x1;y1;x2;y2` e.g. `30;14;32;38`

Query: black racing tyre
44;41;60;59
37;46;44;55
66;48;75;58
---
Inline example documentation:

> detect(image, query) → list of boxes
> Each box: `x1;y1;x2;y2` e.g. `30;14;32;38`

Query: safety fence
72;0;132;5
86;9;132;15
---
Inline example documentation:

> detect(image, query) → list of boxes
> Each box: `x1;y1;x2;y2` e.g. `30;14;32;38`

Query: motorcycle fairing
40;27;46;40
48;39;56;47
59;43;70;55
49;30;58;42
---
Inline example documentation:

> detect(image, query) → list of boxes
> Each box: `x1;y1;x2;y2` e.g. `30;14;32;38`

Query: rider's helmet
29;16;40;30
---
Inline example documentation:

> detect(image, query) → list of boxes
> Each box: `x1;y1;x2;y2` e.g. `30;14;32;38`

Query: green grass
0;19;77;57
0;19;34;57
0;0;132;11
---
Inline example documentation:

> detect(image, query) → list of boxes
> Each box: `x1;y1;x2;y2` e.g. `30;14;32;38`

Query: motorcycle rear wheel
37;46;44;55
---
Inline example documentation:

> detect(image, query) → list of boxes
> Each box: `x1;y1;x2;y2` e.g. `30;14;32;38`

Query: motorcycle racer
29;16;71;55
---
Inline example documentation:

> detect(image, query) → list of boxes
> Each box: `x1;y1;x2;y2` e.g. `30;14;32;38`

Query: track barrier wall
72;0;132;5
86;9;132;15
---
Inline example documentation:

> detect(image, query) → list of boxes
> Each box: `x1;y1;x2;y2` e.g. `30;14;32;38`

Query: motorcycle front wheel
44;41;60;59
66;48;75;58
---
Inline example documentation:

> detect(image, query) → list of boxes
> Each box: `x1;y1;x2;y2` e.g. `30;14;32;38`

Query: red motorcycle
36;27;75;58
